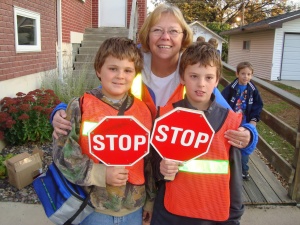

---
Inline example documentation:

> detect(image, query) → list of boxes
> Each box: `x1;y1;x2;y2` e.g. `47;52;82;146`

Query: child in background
196;36;205;43
52;37;155;225
208;37;220;55
221;61;263;181
151;42;244;225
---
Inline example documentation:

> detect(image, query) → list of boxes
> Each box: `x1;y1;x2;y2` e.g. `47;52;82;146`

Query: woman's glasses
150;28;184;37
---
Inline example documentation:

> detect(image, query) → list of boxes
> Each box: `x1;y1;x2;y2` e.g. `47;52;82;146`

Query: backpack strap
63;185;95;225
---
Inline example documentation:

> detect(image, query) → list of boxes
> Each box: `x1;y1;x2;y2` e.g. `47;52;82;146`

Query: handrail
128;0;138;42
222;61;300;202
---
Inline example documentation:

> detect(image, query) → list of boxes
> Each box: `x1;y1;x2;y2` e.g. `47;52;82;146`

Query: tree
149;0;299;62
150;0;298;25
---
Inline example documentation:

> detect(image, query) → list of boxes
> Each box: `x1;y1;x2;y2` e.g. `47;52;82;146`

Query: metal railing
128;0;138;42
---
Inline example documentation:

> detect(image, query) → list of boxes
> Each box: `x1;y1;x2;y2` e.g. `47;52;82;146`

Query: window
14;6;41;53
243;41;250;50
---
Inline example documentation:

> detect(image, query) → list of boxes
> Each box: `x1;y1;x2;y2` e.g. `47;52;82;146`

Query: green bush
0;153;15;179
0;89;60;145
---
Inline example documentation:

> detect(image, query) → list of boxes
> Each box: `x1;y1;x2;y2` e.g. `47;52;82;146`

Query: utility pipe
57;0;63;81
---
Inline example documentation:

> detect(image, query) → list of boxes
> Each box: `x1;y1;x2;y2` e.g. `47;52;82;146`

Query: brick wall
92;0;98;28
62;0;92;43
0;0;57;82
138;0;147;30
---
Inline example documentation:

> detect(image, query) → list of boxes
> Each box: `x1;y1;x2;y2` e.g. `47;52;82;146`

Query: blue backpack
33;163;94;225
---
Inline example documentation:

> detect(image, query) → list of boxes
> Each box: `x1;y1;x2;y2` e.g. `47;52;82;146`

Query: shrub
41;61;99;103
0;89;61;145
0;153;15;179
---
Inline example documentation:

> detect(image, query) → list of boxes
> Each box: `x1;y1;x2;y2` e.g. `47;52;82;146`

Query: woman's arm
214;87;258;155
50;102;72;139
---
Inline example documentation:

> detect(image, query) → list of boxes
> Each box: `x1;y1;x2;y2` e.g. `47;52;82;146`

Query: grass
221;68;299;164
41;65;99;104
256;122;294;164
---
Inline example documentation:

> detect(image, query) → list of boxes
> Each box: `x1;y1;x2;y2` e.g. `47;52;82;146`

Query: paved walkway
275;80;300;90
0;202;300;225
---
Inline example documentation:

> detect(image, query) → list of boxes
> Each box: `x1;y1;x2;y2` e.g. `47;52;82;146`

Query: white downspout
57;0;63;81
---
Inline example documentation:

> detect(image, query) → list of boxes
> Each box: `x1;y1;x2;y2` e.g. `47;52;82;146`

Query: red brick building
0;0;147;100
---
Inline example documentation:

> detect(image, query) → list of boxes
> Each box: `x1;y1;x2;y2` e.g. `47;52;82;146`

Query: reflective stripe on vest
162;108;242;221
82;121;98;136
131;73;142;100
179;159;229;174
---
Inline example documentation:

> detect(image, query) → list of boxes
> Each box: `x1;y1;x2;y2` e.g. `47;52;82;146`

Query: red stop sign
151;107;215;162
88;116;150;166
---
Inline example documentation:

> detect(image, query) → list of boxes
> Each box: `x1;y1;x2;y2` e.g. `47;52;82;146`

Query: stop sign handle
165;174;175;181
163;159;183;181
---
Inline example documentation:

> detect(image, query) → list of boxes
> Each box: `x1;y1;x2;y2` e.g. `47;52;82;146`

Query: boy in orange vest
52;37;155;225
151;42;244;225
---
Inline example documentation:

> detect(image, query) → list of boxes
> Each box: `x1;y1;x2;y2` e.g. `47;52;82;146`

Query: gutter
57;0;63;81
221;24;273;35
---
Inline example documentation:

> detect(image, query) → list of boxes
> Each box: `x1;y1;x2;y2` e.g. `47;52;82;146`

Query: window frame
14;6;41;53
243;40;251;50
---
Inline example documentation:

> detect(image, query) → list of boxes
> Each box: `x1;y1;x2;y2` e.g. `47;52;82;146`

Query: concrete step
75;54;96;62
80;41;104;47
73;62;94;70
79;47;98;55
73;27;129;75
85;27;128;34
83;33;128;41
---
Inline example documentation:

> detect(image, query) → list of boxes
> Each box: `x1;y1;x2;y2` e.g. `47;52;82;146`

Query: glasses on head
150;28;184;37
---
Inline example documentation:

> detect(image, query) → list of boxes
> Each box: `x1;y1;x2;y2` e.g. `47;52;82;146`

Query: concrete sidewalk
0;202;299;225
275;80;300;90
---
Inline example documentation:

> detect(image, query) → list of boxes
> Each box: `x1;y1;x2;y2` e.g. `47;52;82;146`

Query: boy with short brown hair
221;61;263;180
53;37;155;225
151;42;244;225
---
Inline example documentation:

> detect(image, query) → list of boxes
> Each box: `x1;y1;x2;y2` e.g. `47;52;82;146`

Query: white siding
272;18;300;80
227;30;275;80
280;33;300;80
190;24;211;42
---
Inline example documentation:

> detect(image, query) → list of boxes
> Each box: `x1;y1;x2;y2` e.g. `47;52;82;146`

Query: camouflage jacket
52;88;156;216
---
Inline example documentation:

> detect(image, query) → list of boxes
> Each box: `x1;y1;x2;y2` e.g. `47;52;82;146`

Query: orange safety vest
160;104;242;221
141;82;185;119
78;93;152;185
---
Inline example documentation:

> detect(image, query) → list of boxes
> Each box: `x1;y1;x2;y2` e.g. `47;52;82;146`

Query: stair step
75;54;96;62
83;33;128;41
73;27;130;75
74;62;94;70
85;27;129;34
80;41;104;47
79;47;98;55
